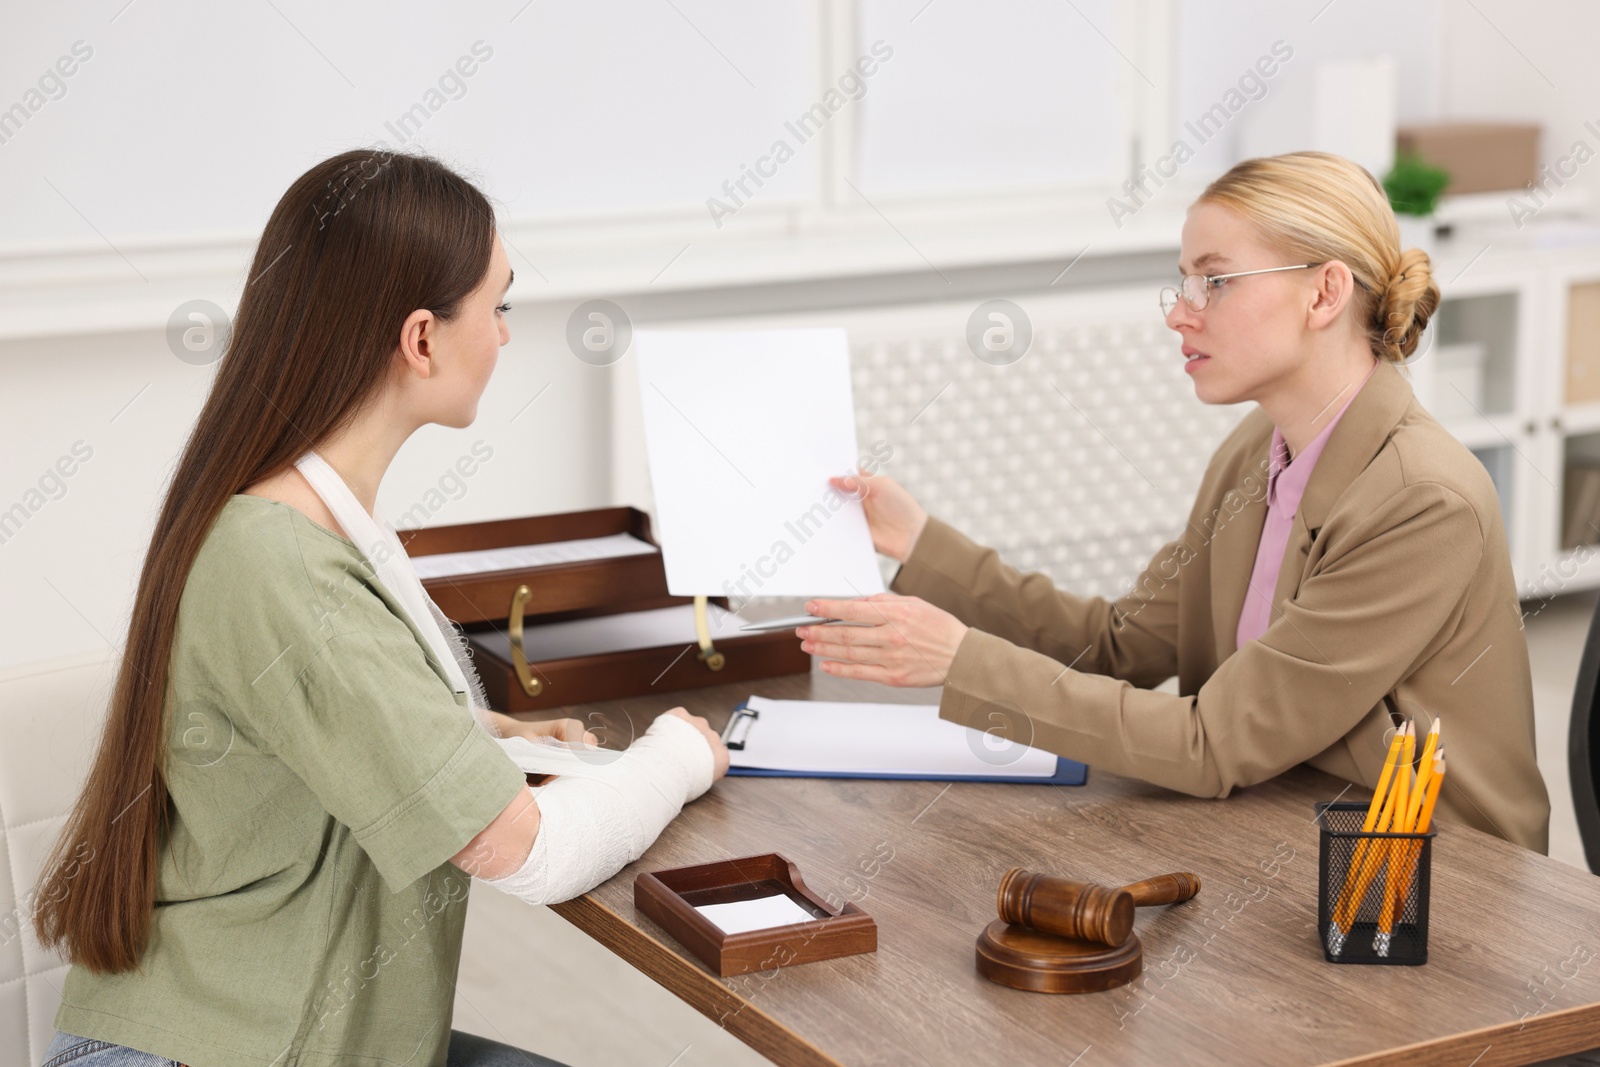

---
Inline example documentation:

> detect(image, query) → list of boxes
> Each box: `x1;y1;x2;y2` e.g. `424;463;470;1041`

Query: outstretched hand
798;593;968;688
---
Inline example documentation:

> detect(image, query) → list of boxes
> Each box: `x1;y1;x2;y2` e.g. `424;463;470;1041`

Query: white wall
0;0;817;243
5;0;1596;674
1440;0;1600;209
0;302;612;670
1175;0;1443;174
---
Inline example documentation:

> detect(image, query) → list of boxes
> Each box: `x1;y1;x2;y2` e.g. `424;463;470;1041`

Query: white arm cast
480;712;716;905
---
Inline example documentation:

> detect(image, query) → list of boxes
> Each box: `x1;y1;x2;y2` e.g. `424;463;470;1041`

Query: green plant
1383;153;1451;216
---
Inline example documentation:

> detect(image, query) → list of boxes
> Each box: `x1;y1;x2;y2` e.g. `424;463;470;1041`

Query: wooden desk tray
635;853;877;977
398;506;810;711
464;599;809;712
398;505;670;622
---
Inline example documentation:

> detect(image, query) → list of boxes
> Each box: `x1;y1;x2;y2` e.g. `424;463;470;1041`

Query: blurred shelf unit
1411;232;1600;601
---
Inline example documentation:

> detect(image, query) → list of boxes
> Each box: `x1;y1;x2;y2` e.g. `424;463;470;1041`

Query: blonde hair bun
1378;247;1439;362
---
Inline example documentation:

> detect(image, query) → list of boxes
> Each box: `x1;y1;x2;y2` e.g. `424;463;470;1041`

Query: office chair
1571;594;1600;874
0;649;117;1065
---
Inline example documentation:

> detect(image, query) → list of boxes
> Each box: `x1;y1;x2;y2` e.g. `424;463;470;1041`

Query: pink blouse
1235;360;1378;648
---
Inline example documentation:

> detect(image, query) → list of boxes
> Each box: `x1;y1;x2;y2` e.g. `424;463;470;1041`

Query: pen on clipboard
738;614;876;632
721;704;759;750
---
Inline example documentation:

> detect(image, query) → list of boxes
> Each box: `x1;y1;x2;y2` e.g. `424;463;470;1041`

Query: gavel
996;867;1202;947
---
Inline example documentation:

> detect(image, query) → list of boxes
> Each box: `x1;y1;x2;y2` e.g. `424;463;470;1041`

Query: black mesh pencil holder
1316;800;1435;965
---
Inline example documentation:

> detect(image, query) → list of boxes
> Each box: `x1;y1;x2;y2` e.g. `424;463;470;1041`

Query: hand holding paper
826;469;930;564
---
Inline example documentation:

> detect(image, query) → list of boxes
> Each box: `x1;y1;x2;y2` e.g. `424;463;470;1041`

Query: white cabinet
1415;237;1600;602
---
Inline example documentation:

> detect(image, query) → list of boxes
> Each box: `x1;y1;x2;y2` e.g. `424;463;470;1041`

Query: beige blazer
892;359;1551;853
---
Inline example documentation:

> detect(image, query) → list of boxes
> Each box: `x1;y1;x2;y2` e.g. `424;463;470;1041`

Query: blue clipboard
720;699;1088;786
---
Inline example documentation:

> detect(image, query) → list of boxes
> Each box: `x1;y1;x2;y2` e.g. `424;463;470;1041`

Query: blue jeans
42;1030;571;1067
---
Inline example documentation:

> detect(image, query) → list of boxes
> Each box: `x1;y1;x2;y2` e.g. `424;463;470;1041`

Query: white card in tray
694;894;819;934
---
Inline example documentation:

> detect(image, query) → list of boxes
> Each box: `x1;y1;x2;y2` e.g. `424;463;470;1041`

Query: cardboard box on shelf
1395;123;1541;195
1563;459;1600;550
1568;281;1600;407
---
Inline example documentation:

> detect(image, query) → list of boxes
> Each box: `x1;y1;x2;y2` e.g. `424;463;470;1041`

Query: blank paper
728;696;1059;778
695;894;820;934
410;532;656;580
634;328;886;598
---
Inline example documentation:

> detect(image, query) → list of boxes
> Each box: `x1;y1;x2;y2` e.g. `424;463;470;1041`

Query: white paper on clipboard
726;696;1059;779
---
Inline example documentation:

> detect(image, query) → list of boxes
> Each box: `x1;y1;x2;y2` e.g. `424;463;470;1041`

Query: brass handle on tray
508;584;544;697
694;595;725;671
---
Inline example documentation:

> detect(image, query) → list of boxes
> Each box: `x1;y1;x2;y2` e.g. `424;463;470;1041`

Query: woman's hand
798;593;968;688
829;469;929;563
661;706;730;781
491;712;597;747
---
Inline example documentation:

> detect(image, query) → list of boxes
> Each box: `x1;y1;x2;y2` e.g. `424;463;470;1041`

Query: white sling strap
293;450;502;737
281;457;716;899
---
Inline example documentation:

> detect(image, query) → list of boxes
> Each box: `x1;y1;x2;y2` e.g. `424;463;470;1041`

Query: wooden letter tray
397;506;809;712
635;853;877;977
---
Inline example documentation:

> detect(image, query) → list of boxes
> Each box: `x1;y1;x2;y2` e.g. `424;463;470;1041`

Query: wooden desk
521;669;1600;1067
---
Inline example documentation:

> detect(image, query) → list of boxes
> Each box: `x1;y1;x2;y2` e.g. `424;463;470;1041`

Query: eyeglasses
1159;263;1320;316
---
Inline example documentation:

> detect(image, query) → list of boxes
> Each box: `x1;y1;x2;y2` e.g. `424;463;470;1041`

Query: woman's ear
1306;260;1355;332
396;308;436;380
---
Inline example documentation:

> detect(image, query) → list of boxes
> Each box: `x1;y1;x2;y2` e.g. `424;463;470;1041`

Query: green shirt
56;494;527;1066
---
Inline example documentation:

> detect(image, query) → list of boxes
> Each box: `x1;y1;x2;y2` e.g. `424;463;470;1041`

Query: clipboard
720;697;1088;786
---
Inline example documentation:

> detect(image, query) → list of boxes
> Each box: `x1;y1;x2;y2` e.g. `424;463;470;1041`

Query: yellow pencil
1382;719;1443;941
1328;722;1408;953
1379;753;1447;957
1403;719;1442;831
1414;754;1445;833
1375;731;1431;955
1330;723;1412;953
1394;723;1415;843
1370;723;1418;951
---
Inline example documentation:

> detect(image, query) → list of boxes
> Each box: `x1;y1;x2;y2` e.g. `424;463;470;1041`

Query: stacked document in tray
726;696;1086;785
468;603;751;663
411;532;656;580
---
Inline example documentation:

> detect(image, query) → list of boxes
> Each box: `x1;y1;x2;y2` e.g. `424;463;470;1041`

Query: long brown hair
32;148;498;973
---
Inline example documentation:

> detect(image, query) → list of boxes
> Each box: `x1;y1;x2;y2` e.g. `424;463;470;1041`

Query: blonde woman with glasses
800;150;1551;854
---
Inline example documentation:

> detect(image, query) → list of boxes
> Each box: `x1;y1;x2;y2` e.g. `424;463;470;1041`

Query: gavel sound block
976;868;1202;994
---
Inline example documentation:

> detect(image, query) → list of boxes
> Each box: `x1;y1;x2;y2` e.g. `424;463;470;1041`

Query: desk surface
523;669;1600;1067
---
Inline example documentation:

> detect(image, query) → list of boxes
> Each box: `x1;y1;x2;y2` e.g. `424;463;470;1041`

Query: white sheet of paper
411;532;656;580
695;894;819;934
728;696;1059;778
634;328;886;598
